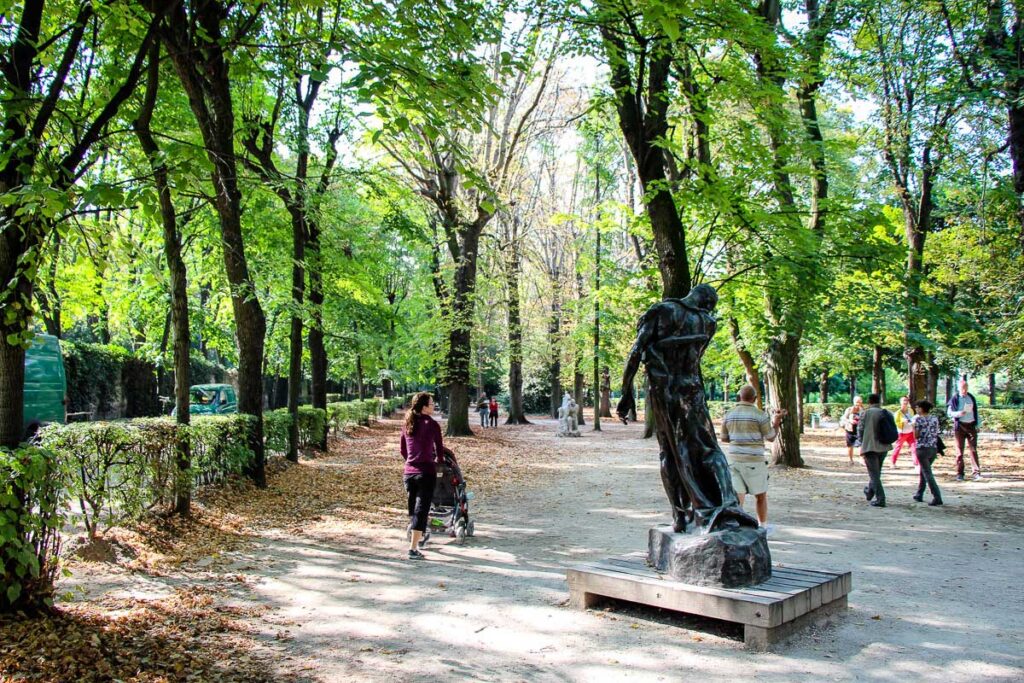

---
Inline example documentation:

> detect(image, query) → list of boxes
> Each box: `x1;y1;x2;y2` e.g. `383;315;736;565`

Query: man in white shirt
947;378;982;481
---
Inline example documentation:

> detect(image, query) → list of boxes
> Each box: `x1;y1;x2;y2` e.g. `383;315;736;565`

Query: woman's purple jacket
400;414;445;476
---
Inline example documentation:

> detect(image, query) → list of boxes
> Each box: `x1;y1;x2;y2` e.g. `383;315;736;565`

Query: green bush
40;422;150;538
1;445;67;612
263;407;328;453
297;407;327;446
185;415;255;486
978;407;1024;438
263;409;291;453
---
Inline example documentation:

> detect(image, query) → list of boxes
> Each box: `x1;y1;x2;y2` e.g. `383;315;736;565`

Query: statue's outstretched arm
617;314;656;423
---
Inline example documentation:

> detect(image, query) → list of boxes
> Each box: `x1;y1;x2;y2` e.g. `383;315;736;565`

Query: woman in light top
891;395;919;469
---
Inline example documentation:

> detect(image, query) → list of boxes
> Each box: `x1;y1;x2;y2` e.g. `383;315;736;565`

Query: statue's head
685;284;718;312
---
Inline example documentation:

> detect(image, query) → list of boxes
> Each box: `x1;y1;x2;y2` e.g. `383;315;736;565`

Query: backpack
878;410;899;445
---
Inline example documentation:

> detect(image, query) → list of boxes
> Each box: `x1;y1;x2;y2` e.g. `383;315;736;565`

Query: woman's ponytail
404;392;433;436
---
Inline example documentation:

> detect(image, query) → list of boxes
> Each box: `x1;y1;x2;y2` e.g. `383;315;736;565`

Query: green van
185;383;238;415
23;333;67;439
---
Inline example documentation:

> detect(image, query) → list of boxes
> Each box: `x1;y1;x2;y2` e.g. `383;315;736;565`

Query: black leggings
405;472;437;533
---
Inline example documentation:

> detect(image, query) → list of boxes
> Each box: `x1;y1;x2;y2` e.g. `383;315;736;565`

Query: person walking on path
488;396;499;428
720;385;787;530
400;392;447;560
477;395;489;428
891;395;919;469
947;378;982;481
858;393;898;508
840;396;864;465
912;400;943;506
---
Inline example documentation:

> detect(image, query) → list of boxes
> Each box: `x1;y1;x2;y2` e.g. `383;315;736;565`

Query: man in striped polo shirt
720;385;786;529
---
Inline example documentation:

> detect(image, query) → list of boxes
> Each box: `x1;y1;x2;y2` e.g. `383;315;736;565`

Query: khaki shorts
729;460;769;496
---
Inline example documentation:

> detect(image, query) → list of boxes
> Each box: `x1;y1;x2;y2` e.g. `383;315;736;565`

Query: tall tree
241;5;344;460
858;0;965;403
147;0;268;484
132;42;192;514
0;2;159;447
381;20;560;435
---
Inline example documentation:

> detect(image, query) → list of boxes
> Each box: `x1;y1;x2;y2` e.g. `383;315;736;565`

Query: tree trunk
286;208;304;463
548;292;561;420
441;223;484;437
308;228;328;448
765;334;804;467
926;352;939;404
356;357;365;400
0;341;26;446
872;345;886;400
849;374;857;402
796;363;805;435
989;372;997;405
504;243;529;424
819;370;829;403
134;46;192;513
599;366;612;418
593;214;602;431
574;366;585;426
600;29;690;300
729;317;762;409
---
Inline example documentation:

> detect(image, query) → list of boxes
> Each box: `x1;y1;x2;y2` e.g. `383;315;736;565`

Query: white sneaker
762;523;777;537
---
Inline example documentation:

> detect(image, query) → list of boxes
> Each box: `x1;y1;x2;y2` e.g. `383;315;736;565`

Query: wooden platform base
567;553;851;650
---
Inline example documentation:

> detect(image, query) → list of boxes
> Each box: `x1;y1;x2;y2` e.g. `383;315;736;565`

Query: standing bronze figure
617;284;758;533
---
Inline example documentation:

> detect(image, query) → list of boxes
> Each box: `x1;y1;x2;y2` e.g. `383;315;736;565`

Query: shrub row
39;415;257;537
33;396;409;543
326;395;411;433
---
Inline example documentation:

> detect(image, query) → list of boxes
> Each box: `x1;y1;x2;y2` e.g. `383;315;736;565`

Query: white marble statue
557;392;581;437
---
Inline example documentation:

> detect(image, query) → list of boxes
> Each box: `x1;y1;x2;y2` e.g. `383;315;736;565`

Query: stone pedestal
648;525;771;588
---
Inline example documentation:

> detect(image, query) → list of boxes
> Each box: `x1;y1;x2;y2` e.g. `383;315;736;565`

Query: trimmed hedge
39;415;257;534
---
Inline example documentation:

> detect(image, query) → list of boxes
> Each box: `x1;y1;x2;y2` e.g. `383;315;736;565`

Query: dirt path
56;417;1024;682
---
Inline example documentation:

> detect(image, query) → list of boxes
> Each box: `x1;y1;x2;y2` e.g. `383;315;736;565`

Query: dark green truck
23;333;67;439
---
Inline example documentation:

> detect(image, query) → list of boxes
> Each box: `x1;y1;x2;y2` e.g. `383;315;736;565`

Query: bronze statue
617;284;758;534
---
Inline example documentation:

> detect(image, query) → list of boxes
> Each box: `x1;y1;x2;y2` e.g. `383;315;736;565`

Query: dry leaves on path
0;587;281;683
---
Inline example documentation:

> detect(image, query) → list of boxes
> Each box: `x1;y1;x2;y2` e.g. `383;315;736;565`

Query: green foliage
263;407;328;453
977;408;1024;439
185;415;257;487
0;445;67;613
40;422;158;538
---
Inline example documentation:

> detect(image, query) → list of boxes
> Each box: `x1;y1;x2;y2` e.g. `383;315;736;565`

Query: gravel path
222;417;1024;682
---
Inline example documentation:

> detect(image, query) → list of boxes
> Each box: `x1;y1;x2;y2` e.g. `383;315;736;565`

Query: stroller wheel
455;525;467;544
467;520;475;537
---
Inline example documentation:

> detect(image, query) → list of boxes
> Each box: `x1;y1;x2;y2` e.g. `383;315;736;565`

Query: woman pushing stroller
400;392;450;560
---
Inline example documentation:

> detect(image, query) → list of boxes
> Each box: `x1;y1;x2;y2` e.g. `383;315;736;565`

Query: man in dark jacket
947;378;982;481
858;394;895;508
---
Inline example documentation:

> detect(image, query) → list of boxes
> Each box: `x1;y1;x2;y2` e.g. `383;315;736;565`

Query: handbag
936;435;946;455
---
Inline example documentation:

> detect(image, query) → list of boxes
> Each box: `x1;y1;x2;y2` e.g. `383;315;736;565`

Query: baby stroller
430;448;475;544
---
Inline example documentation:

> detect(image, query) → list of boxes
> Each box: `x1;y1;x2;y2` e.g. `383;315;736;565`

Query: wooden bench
567;553;851;650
